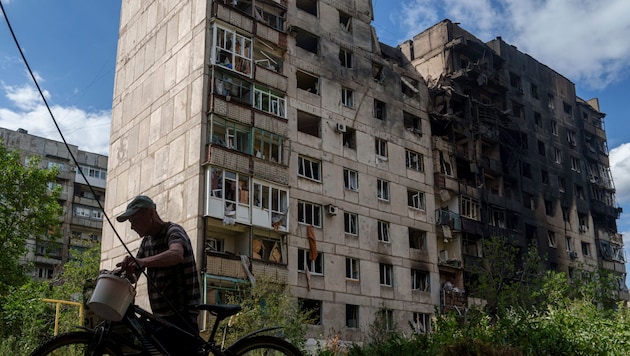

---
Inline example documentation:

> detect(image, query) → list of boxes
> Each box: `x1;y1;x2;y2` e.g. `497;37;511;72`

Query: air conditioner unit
327;204;338;215
579;225;588;232
570;251;578;259
335;123;347;133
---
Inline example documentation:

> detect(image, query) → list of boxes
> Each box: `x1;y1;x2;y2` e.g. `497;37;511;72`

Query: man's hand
117;255;142;277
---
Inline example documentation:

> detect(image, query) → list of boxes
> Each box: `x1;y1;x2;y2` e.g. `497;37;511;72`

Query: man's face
128;208;151;236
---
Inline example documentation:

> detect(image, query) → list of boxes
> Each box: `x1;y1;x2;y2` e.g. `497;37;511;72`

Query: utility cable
1;2;206;342
0;0;134;261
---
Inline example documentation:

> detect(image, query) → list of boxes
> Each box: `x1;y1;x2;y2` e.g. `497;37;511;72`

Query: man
116;195;201;354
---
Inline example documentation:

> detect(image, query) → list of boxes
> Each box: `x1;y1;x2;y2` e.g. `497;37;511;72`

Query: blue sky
1;0;630;274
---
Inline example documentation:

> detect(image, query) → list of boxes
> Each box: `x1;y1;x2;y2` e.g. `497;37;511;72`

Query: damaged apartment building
399;19;627;312
103;0;435;344
101;0;625;347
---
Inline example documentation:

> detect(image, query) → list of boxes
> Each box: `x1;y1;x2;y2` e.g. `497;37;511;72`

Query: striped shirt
137;222;201;317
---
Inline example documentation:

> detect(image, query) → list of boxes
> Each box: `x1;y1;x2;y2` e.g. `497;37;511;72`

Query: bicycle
30;270;303;356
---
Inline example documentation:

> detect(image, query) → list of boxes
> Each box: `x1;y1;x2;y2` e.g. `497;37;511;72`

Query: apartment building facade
0;127;108;280
102;0;436;342
102;1;625;346
399;19;627;304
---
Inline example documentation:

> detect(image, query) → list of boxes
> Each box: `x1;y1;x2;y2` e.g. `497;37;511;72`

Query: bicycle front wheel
30;331;121;356
226;335;303;355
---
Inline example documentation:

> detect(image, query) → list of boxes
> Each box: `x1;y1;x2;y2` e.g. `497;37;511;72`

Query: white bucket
88;273;136;321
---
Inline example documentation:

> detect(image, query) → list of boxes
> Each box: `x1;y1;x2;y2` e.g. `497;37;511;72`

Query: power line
0;0;130;259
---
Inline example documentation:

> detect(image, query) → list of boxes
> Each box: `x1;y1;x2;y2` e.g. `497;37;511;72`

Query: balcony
440;288;467;315
205;253;249;280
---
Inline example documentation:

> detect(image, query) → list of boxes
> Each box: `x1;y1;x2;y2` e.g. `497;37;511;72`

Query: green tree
0;140;63;293
0;245;102;355
467;236;544;314
222;277;311;351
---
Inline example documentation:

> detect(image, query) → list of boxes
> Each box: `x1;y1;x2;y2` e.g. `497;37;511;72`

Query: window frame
343;168;358;191
344;212;358;236
298;156;322;182
345;257;360;280
297;249;324;274
253;84;286;118
377;179;390;201
377;220;390;243
407;189;426;210
297;200;322;228
405;150;424;172
379;263;394;287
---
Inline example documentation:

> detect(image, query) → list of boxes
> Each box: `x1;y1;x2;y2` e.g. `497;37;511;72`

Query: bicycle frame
87;302;284;356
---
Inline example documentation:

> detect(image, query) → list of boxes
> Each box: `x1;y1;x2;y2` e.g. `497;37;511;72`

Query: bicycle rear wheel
30;331;121;356
226;335;302;355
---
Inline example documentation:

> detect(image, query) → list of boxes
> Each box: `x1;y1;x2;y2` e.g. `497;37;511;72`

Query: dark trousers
153;312;201;355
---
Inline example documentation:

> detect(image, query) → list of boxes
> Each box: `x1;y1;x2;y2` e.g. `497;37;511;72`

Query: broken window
551;120;558;136
374;99;386;120
405;149;424;172
547;231;556;248
531;83;539;99
411;269;430;291
253;2;285;31
213;70;251;104
409;228;426;250
298;298;322;324
509;72;522;92
212;24;252;77
253;128;283;164
401;76;419;98
343;128;356;149
209;116;250;154
534;111;542;128
489;208;505;228
461;196;480;220
296;0;318;16
296;70;319;94
545;200;554;216
254;45;282;73
511;101;523;118
538;140;546;156
294;27;319;54
252;234;284;263
404;111;422;134
548;93;555;110
408;189;426;210
339;48;353;68
372;62;384;83
541;170;549;185
253;85;285;117
570;156;581;172
339;11;352;32
563;102;573;118
554;148;563;164
297;110;320;137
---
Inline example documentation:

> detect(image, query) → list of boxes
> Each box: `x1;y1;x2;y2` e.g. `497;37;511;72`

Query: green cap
116;195;156;222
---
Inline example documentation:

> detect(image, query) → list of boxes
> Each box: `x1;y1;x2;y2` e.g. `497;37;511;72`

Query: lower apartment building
101;1;625;347
0;126;107;280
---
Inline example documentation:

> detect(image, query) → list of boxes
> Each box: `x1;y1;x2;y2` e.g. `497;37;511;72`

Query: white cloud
397;0;630;90
0;84;110;155
610;143;630;204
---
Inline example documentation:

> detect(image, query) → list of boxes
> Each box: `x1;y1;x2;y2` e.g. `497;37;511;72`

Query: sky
1;1;629;274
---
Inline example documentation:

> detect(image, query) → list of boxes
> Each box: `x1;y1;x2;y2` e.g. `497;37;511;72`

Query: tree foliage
0;245;102;355
0;140;63;293
222;277;311;351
